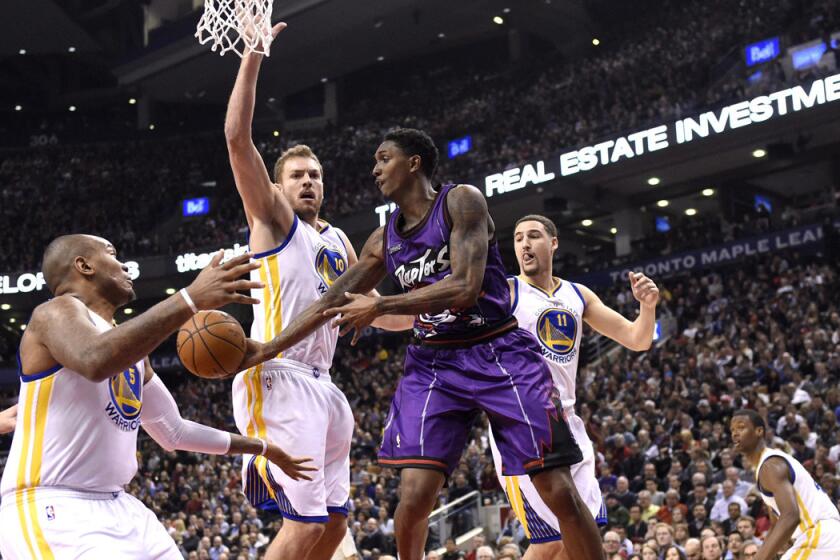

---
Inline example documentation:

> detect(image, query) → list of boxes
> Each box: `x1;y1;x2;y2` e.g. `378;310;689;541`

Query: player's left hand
262;443;317;481
0;404;18;435
324;292;381;346
238;338;275;372
629;271;660;308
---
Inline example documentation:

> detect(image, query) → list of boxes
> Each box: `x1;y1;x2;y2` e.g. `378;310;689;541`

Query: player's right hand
186;251;263;310
263;443;317;481
0;404;17;435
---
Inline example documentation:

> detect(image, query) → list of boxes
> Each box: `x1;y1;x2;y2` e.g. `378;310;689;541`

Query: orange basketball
176;310;247;379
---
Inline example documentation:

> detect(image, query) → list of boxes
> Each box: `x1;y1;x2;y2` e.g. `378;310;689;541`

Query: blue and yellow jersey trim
14;374;57;558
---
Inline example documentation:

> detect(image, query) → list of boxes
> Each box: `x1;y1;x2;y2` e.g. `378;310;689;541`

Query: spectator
701;536;723;560
710;481;748;523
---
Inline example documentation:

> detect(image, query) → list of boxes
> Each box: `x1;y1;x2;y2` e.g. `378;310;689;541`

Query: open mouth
522;252;535;265
300;192;316;200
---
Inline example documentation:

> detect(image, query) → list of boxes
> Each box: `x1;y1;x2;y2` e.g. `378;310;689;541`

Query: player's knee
282;519;327;542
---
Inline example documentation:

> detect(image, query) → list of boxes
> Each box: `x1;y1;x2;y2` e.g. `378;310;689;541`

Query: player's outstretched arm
245;228;389;363
140;365;315;481
577;272;659;351
336;228;414;332
341;184;488;318
224;22;295;236
754;457;801;560
27;252;261;383
0;404;17;435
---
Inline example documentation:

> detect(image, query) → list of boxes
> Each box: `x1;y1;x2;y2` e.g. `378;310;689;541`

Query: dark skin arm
22;252;261;383
327;184;491;344
755;457;801;560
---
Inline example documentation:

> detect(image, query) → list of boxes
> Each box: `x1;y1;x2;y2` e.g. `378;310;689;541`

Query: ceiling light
702;188;715;197
647;177;661;186
69;105;77;112
656;200;669;208
377;55;385;62
320;77;328;83
273;130;280;137
149;124;155;130
581;219;593;227
610;227;617;234
20;324;26;331
685;208;697;216
592;38;601;46
0;304;9;310
438;32;446;39
68;46;76;53
493;16;504;25
165;288;176;295
124;308;133;315
502;8;511;13
752;148;767;158
9;318;16;324
128;98;137;105
14;105;22;111
18;49;26;55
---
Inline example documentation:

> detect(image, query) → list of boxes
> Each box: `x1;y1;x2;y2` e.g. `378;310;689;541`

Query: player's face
730;416;761;454
513;221;557;277
87;237;136;305
278;157;323;220
372;141;415;198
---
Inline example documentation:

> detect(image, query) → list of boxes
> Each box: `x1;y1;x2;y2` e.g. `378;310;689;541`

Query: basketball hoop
195;0;274;57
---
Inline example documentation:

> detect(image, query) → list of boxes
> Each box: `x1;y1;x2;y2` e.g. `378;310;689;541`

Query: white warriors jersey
509;276;586;410
249;216;349;372
757;447;840;540
0;308;144;497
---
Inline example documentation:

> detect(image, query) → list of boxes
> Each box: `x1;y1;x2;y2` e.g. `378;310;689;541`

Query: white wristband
179;288;198;313
258;438;267;456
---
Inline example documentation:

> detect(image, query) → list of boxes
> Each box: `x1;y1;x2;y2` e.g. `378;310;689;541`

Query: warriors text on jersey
1;307;144;498
249;216;349;371
509;275;586;410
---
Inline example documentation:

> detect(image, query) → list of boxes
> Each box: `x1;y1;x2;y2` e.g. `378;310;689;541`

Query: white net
195;0;274;57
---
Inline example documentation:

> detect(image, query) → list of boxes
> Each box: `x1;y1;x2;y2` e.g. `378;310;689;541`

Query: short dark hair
515;214;558;238
383;128;439;179
732;409;766;431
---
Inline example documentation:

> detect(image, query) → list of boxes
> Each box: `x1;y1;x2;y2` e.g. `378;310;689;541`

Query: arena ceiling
1;0;597;104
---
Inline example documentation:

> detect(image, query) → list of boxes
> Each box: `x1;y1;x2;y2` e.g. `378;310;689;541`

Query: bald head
42;234;105;294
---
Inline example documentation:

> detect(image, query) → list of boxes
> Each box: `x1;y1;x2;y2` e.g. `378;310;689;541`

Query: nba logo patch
45;505;55;520
312;367;320;379
264;374;272;390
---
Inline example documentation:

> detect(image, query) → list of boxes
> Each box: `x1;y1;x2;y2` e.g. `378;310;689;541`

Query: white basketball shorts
232;358;353;522
0;488;180;559
490;410;606;543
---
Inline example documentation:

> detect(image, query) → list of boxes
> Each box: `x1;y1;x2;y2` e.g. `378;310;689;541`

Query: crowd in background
3;244;837;560
1;0;838;274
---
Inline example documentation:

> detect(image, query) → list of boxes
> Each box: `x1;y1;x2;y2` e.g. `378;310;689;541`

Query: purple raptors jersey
383;184;512;342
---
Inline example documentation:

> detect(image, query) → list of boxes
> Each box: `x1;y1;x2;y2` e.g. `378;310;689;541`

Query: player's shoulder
31;295;86;325
447;183;484;201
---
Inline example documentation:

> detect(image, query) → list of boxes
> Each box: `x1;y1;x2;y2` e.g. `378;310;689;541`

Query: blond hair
273;144;323;182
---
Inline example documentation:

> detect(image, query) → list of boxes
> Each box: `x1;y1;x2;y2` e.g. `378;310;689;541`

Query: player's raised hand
629;271;660;308
0;404;17;435
262;443;317;481
186;251;263;310
325;292;381;346
241;19;287;55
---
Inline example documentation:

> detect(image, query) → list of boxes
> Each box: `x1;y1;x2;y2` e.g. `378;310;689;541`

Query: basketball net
195;0;274;57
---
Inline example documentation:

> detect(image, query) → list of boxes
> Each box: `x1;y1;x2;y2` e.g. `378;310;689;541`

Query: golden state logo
105;365;142;432
315;245;347;293
536;308;578;364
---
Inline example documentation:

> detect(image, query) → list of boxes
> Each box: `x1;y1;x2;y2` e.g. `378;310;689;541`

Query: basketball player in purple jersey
261;128;605;560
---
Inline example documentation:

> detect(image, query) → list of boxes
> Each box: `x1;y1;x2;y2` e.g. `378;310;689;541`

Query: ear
408;154;422;174
74;255;94;277
551;236;558;251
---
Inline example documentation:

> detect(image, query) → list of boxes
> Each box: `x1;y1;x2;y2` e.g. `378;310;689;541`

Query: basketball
176;310;247;379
